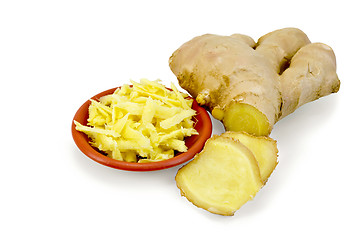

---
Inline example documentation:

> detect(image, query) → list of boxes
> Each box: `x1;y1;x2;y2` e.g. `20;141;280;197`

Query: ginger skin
169;28;340;136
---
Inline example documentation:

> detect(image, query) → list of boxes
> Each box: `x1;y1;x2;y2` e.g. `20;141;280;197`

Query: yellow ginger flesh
75;79;198;163
176;135;264;216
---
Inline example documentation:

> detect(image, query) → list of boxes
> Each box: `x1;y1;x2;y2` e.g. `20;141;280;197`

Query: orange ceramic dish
71;87;212;171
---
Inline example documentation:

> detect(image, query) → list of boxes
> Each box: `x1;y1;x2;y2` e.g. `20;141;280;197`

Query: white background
1;0;359;239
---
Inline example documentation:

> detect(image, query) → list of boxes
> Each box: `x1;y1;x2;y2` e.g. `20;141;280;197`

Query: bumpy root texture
169;28;340;136
175;132;278;215
255;27;311;74
279;42;340;118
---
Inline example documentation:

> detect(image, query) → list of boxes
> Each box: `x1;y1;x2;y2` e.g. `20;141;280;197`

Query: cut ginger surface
222;131;278;182
176;135;263;216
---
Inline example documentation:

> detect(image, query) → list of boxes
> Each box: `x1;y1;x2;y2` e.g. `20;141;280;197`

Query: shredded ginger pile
74;79;198;163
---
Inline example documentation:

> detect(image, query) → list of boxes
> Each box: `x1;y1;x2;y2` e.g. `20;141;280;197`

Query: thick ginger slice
169;28;340;136
176;135;264;216
221;131;278;182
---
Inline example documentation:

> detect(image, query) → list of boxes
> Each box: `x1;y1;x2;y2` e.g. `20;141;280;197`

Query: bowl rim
71;86;212;171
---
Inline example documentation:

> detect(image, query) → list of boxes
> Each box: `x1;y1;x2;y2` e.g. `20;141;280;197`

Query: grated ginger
74;79;198;163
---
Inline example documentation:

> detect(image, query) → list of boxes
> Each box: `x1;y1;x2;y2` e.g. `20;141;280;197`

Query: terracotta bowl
71;86;212;171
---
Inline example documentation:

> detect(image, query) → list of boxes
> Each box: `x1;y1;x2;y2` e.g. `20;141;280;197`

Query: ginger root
175;132;278;216
169;28;340;136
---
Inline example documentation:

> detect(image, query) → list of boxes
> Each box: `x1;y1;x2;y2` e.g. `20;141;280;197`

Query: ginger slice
175;135;263;216
222;131;278;182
